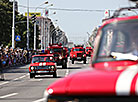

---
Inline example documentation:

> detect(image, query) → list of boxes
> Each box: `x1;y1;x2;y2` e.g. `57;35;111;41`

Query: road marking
0;93;18;98
0;74;29;86
30;79;43;81
13;74;27;81
65;69;69;77
0;81;9;86
33;98;45;102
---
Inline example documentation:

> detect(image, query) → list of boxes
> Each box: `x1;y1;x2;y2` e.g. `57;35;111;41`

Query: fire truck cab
70;45;86;64
48;44;68;69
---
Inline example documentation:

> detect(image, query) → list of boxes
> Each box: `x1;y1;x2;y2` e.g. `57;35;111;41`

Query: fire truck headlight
59;56;62;59
50;51;52;53
51;66;55;69
73;55;75;57
31;66;34;70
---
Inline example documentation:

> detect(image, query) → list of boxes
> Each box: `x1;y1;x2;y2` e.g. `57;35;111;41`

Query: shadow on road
34;75;63;79
67;67;82;69
3;68;28;73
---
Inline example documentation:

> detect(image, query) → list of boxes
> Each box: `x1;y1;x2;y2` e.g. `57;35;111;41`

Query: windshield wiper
111;52;138;61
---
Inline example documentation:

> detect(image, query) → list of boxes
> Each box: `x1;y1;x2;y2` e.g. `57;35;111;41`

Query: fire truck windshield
74;49;84;51
32;56;54;63
96;18;138;62
51;48;63;53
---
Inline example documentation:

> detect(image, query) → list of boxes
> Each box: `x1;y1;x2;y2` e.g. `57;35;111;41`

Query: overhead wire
18;5;115;12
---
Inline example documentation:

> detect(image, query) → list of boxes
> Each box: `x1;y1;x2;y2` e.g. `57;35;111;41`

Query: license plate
37;71;48;73
77;57;81;59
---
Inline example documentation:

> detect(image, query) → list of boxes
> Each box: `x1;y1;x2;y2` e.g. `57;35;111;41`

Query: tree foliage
0;0;12;46
0;0;40;49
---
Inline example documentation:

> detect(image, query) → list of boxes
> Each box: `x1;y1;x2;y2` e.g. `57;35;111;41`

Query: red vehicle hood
47;64;138;96
30;62;55;66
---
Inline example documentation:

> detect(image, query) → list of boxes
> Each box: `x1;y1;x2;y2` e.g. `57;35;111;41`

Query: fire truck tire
72;60;74;64
30;73;35;78
62;60;67;69
83;59;86;64
53;72;57;78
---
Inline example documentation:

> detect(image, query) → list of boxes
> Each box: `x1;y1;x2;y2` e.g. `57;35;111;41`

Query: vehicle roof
73;47;84;49
100;15;138;31
86;47;92;49
32;54;53;57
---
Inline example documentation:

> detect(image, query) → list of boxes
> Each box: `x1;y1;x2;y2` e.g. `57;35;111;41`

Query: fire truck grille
35;66;50;69
54;54;59;57
77;53;82;57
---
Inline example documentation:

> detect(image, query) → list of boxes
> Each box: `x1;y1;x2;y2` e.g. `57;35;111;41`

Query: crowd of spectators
0;46;33;69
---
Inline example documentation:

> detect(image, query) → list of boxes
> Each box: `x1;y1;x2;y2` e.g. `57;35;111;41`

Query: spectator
0;53;4;81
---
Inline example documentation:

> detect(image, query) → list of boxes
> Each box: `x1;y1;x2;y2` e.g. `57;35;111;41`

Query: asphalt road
0;57;91;102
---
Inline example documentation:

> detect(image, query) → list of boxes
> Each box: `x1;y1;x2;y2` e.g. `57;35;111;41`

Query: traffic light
31;14;36;24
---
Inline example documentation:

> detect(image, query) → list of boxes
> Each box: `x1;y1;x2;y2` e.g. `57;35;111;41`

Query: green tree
0;0;12;46
0;0;40;49
15;14;40;49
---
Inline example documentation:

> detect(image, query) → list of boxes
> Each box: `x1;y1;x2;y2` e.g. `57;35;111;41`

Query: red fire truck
48;44;68;69
70;45;86;64
85;46;93;57
44;2;138;101
29;54;57;78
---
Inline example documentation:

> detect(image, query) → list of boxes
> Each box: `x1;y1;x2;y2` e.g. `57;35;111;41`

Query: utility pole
44;18;46;50
34;21;36;50
12;0;15;49
41;18;43;50
27;0;29;50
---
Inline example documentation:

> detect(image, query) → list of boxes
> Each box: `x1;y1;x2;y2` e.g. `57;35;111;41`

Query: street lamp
27;0;29;50
42;4;54;49
33;1;52;50
12;0;15;49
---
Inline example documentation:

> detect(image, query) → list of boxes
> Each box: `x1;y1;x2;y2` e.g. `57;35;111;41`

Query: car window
32;56;54;63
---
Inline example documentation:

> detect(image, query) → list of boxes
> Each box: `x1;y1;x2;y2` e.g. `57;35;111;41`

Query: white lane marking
0;74;29;86
30;79;43;81
33;98;45;102
0;81;9;86
65;69;69;77
13;74;28;81
0;93;18;98
116;65;138;95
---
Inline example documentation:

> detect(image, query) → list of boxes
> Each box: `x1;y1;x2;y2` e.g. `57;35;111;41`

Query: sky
16;0;134;44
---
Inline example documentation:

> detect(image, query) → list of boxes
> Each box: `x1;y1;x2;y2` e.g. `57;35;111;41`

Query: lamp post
46;12;56;47
49;19;58;44
27;0;29;50
12;0;15;49
34;1;49;50
42;4;54;49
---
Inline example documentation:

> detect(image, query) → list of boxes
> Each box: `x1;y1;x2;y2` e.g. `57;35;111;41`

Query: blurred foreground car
29;54;57;78
43;3;138;102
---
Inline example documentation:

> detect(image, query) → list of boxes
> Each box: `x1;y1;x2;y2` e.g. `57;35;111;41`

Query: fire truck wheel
30;73;35;78
62;60;67;69
83;59;86;64
72;60;74;64
53;72;57;78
